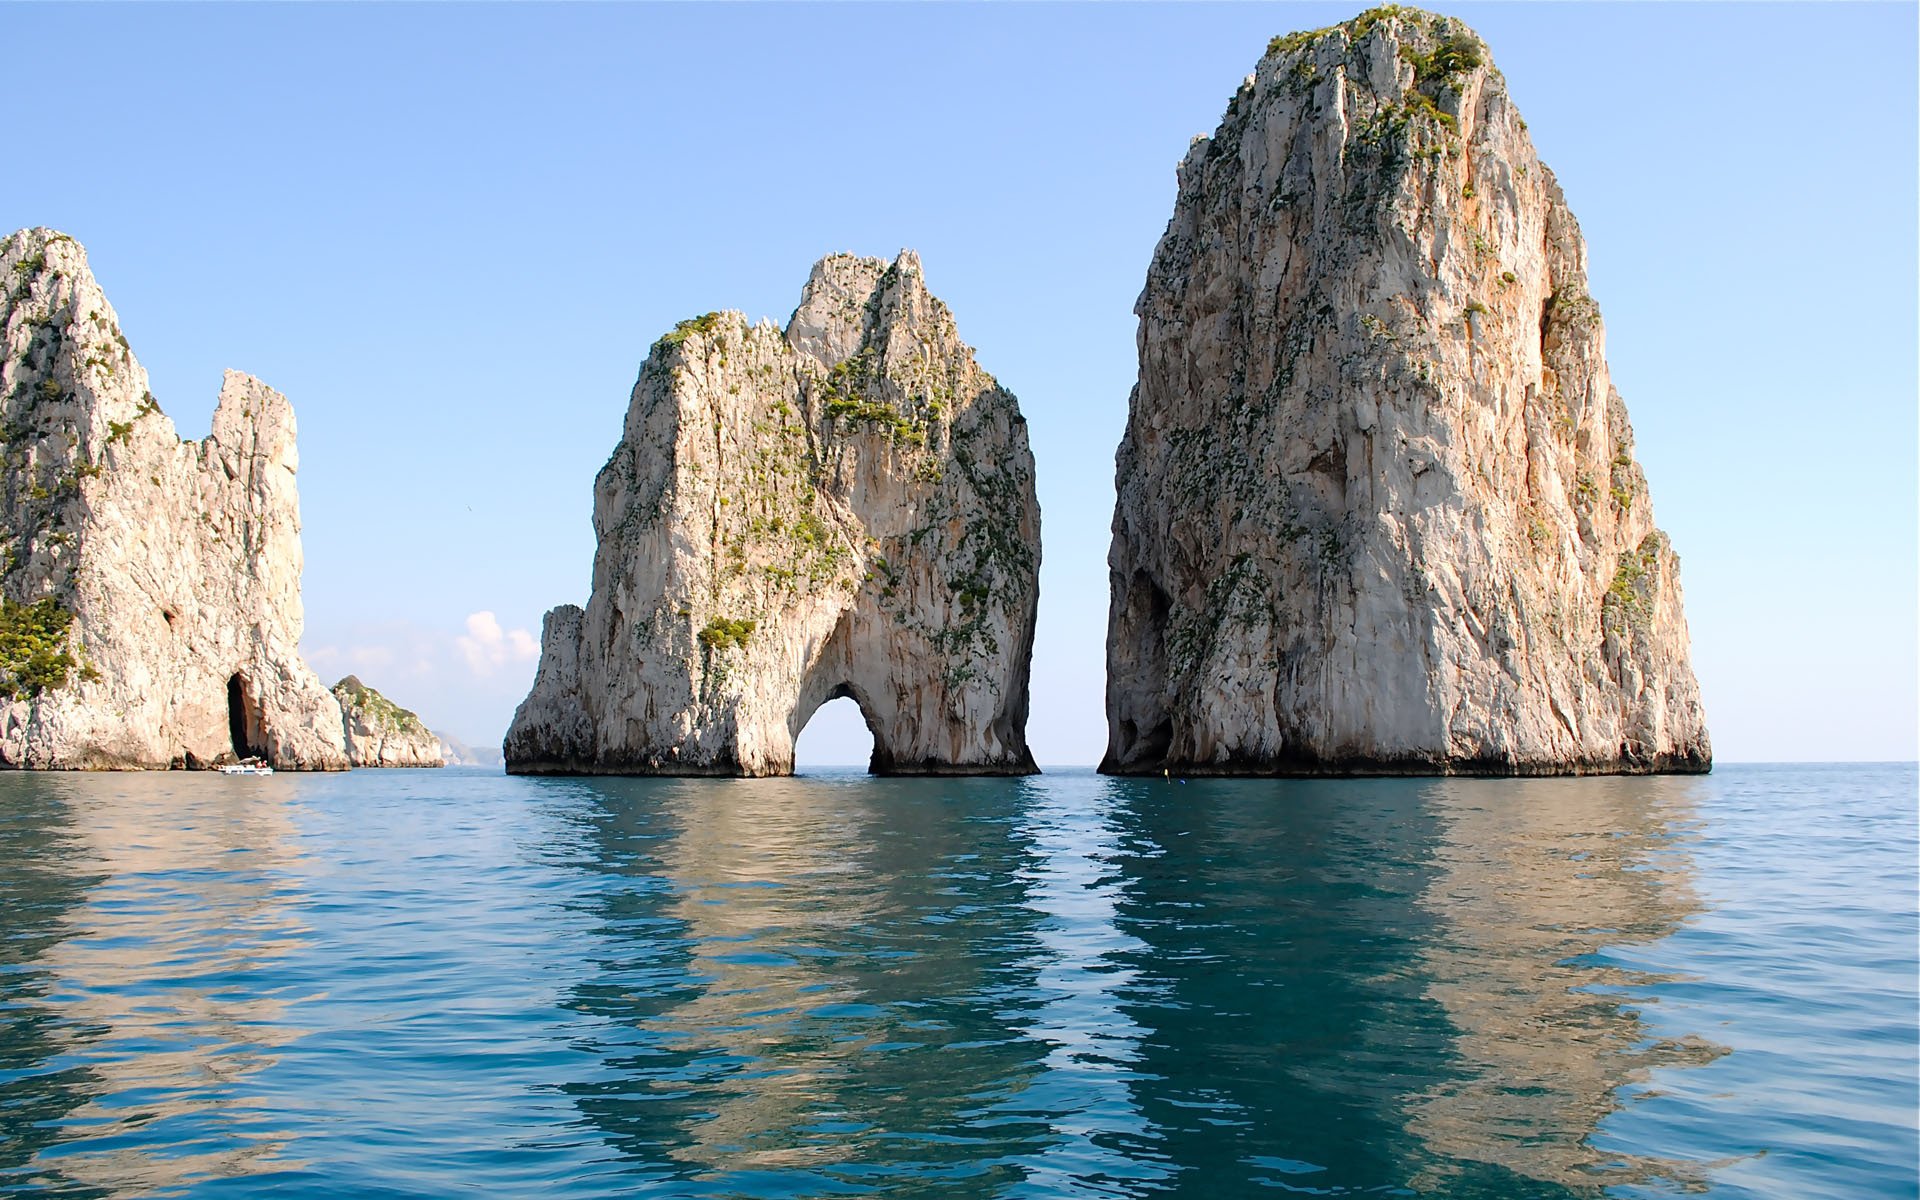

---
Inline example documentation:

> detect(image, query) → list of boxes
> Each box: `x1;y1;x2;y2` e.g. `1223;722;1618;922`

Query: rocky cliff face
1104;8;1710;776
0;228;349;770
333;676;443;768
507;252;1040;776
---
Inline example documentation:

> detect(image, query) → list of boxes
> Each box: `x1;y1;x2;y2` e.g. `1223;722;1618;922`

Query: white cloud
456;610;539;676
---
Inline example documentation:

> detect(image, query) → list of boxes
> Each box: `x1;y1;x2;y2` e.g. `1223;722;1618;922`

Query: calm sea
0;764;1911;1198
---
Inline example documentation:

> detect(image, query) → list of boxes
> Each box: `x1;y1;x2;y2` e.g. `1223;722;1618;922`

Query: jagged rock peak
0;227;349;769
333;675;443;768
506;250;1040;776
1102;10;1710;776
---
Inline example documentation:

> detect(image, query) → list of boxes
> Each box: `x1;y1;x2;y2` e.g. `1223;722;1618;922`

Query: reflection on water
0;766;1906;1198
1096;775;1719;1196
1103;778;1461;1193
0;778;107;1194
1407;777;1720;1194
0;773;310;1195
555;772;1718;1197
999;781;1170;1196
556;775;1056;1196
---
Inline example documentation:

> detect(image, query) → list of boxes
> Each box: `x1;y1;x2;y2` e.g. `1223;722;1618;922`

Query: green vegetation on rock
656;312;725;352
822;350;927;446
697;616;756;652
1602;535;1665;634
1268;6;1469;61
1400;30;1483;85
1268;5;1397;56
332;674;427;733
0;597;85;698
1265;7;1481;144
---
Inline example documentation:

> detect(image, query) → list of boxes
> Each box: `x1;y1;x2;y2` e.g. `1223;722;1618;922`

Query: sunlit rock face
507;252;1040;776
0;228;347;770
1103;8;1710;776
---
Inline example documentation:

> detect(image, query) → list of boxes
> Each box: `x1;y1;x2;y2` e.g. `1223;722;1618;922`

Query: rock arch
789;686;883;773
506;252;1040;777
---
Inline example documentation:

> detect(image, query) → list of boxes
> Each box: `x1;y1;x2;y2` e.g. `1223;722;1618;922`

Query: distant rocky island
0;228;439;770
506;252;1040;776
434;730;503;769
1102;7;1710;775
334;676;442;768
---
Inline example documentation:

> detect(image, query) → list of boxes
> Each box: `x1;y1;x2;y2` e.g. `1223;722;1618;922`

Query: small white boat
219;762;274;776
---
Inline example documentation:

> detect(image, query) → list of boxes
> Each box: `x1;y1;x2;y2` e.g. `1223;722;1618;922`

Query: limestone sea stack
1103;8;1710;776
0;228;349;769
333;676;444;768
507;252;1040;776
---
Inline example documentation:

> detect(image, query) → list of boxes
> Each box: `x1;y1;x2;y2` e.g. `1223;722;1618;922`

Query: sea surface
0;763;1911;1199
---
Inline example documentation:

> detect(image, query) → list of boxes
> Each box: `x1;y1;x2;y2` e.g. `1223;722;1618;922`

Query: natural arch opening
227;674;266;761
793;692;876;774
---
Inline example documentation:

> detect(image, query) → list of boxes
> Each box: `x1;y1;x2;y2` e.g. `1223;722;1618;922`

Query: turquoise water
0;764;1912;1198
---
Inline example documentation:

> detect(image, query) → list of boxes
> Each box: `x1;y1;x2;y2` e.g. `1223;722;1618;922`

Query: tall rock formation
1104;8;1710;776
333;676;443;768
507;252;1040;776
0;228;348;770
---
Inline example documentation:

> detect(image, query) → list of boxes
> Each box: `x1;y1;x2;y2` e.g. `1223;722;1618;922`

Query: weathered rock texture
333;676;443;768
1103;8;1710;776
0;227;349;770
507;252;1040;776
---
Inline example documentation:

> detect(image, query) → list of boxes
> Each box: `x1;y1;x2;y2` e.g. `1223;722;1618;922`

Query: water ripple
0;764;1910;1197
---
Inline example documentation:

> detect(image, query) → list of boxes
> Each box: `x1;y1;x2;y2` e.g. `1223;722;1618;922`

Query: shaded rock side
1103;9;1709;776
333;676;443;767
0;228;349;770
507;252;1040;776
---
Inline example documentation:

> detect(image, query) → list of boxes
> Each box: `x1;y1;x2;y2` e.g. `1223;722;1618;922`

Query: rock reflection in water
1103;778;1456;1192
0;774;308;1195
1407;776;1720;1193
1100;774;1716;1197
559;773;1056;1195
0;778;106;1186
0;768;1747;1198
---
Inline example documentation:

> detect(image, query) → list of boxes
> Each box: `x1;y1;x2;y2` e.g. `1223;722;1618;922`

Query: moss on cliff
697;616;756;652
821;349;929;446
333;674;428;734
0;597;84;698
1602;535;1665;635
656;312;725;352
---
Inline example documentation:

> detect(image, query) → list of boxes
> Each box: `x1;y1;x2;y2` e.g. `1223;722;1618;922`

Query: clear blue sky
4;3;1913;765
